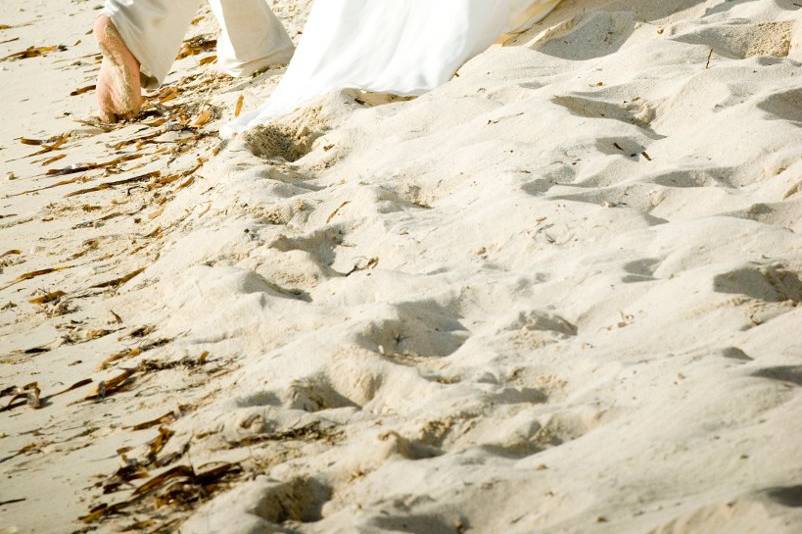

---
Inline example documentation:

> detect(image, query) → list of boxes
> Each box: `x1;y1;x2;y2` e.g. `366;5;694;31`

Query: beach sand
1;0;801;532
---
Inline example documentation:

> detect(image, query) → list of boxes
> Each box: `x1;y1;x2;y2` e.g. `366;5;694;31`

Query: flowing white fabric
223;0;561;136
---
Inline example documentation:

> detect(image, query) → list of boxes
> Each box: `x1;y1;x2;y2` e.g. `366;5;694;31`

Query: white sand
1;1;802;532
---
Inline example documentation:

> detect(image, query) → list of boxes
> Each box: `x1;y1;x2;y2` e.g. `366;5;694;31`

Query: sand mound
2;0;801;532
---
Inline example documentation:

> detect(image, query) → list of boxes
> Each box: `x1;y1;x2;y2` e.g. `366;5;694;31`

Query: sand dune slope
2;0;802;532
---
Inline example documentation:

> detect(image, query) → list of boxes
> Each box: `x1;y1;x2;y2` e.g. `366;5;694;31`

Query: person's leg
94;16;143;122
209;0;295;78
95;0;201;121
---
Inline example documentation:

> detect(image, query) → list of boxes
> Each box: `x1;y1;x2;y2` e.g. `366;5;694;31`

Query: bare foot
93;16;143;122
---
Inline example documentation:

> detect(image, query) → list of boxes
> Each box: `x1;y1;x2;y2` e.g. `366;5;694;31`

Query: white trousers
103;0;295;89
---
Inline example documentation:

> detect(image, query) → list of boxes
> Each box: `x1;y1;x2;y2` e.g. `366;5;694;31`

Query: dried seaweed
8;176;83;198
65;171;160;197
97;338;170;370
98;348;142;371
70;85;96;96
1;382;41;412
84;369;137;401
1;378;95;412
177;35;217;59
227;421;341;448
146;174;180;190
14;267;63;280
234;94;245;117
22;134;69;157
80;501;131;523
147;426;175;460
89;267;146;289
81;462;241;523
42;378;93;401
135;462;240;497
124;325;156;339
1;44;66;62
102;463;150;494
20;137;46;146
1;265;72;290
326;201;351;223
128;411;177;431
46;153;141;176
156;86;179;104
28;290;66;304
41;153;67;166
190;108;213;128
23;346;50;355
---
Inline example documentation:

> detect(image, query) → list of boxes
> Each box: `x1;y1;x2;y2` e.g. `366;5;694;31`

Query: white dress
223;0;561;136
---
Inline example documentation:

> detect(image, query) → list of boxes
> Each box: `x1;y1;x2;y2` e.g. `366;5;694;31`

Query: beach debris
20;137;48;146
70;84;96;96
89;266;146;290
234;94;244;117
1;265;72;291
128;411;178;431
84;368;137;401
0;382;41;411
101;461;150;495
124;324;157;339
20;133;69;157
1;44;66;62
137;462;240;497
22;346;50;355
43;378;93;401
177;35;217;59
146;174;180;190
98;347;142;370
190;107;213;128
783;181;802;200
326;200;351;223
65;170;160;197
147;426;175;460
40;153;67;166
46;153;141;176
157;86;179;104
81;462;242;523
1;378;96;412
142;116;167;128
178;175;195;189
79;501;130;523
347;256;379;276
97;338;170;370
199;55;217;66
74;117;116;133
28;290;66;305
8;176;84;197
